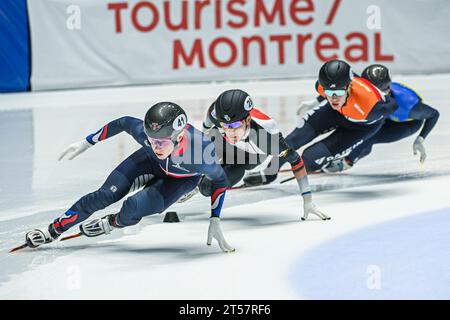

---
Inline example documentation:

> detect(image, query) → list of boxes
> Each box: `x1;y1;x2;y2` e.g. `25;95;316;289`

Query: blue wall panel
0;0;30;93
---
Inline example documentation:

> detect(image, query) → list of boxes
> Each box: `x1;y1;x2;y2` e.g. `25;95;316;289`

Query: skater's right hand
413;136;426;164
207;217;235;253
301;194;331;221
302;202;330;221
296;99;320;117
58;139;93;161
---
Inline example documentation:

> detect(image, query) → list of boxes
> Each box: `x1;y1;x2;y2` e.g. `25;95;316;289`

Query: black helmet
214;89;254;124
361;64;392;92
144;102;187;139
319;60;353;90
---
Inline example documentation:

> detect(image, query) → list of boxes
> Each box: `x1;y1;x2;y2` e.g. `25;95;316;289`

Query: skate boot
79;214;121;237
25;224;60;248
322;158;353;173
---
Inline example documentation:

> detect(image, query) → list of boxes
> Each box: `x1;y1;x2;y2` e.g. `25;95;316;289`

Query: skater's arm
202;163;228;218
200;142;228;217
203;154;235;252
366;95;398;123
59;116;145;161
279;134;330;221
409;102;439;163
86;116;146;146
278;135;311;196
409;102;440;139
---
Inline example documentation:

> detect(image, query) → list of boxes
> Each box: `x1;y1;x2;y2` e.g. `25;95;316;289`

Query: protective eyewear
147;137;174;148
324;89;347;97
221;120;244;129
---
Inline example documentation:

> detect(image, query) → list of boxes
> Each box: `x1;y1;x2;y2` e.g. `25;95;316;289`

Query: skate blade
9;243;28;253
60;232;82;242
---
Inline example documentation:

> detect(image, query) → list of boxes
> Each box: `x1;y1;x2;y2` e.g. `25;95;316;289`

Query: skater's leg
302;121;384;172
347;120;423;163
51;148;154;235
116;176;201;226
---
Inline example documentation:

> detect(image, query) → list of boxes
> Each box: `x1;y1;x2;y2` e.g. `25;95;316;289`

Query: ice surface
0;75;449;299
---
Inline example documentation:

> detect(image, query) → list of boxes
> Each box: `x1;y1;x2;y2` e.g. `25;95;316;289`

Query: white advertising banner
28;0;450;91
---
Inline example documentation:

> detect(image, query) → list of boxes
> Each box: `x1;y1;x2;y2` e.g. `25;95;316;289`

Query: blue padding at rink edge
290;207;450;299
0;0;30;93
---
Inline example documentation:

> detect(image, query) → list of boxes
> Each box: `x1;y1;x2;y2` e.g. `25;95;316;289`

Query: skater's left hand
413;136;426;164
207;217;235;253
302;196;330;221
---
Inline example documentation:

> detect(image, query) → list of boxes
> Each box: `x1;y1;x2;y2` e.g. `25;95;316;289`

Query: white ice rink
0;75;449;299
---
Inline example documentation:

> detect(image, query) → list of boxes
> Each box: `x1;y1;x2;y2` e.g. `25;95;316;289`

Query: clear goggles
324;89;347;97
